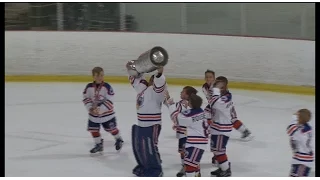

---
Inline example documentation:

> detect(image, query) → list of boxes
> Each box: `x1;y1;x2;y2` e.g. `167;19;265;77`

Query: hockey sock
233;120;246;132
216;154;229;171
91;131;102;144
106;128;121;139
185;165;200;177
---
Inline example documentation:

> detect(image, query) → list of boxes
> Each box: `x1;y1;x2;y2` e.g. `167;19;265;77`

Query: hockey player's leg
131;124;144;176
176;137;187;177
290;164;311;177
210;135;231;177
232;119;253;141
87;120;103;154
153;124;162;163
102;117;123;151
210;135;218;167
183;147;204;177
137;125;163;177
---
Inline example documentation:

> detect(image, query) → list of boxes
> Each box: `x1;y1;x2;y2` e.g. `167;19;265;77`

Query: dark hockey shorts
87;117;117;132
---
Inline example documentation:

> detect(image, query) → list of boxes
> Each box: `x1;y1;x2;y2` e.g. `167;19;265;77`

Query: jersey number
202;121;209;138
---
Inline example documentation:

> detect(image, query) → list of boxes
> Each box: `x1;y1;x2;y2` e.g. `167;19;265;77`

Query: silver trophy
127;46;169;77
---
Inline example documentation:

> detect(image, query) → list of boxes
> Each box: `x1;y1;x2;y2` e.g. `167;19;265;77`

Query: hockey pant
132;124;162;177
211;134;230;171
178;137;187;164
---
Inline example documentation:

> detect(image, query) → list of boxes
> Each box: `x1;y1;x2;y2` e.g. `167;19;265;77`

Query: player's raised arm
167;100;183;123
208;82;223;107
152;67;166;93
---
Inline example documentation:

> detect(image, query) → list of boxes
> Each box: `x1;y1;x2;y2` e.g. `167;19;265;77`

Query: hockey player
127;61;166;177
203;71;252;166
165;94;209;177
203;70;252;140
287;109;313;177
165;86;199;177
82;67;123;154
207;76;233;177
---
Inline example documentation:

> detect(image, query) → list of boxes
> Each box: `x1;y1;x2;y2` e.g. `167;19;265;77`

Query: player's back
209;91;234;137
178;108;208;150
287;122;313;167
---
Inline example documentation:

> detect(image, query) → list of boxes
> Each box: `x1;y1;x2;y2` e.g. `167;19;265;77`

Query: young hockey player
126;61;166;177
207;76;233;177
82;67;123;154
203;70;253;166
203;70;252;140
287;109;313;177
165;93;209;177
165;86;199;177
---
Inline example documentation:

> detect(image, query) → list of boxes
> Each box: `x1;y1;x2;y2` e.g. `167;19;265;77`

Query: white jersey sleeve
82;83;94;111
168;100;189;139
152;73;166;94
129;75;148;94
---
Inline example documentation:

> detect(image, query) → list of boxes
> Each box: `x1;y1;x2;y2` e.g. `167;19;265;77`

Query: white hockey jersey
202;83;213;101
207;89;236;137
287;118;313;167
82;82;115;123
170;99;189;139
129;74;166;127
169;106;209;150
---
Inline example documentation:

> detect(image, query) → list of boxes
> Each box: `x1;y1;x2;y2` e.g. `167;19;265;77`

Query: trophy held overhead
126;46;169;77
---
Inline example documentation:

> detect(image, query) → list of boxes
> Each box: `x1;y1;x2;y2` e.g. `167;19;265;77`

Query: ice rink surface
5;83;315;177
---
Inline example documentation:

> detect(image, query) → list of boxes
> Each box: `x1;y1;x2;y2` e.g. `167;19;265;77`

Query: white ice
5;83;315;177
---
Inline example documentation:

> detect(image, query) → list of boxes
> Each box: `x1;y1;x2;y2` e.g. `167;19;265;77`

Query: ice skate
241;129;254;141
211;162;231;177
115;138;124;151
212;156;218;167
90;139;104;154
176;165;185;177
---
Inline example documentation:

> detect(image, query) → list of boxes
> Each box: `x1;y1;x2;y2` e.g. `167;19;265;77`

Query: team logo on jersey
136;95;144;110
